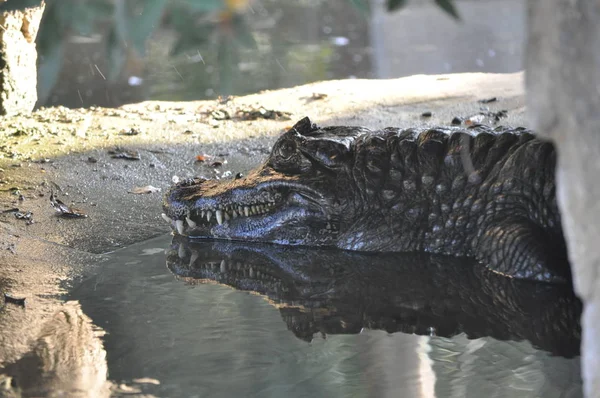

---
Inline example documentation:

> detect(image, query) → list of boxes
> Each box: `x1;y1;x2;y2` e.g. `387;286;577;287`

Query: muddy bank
0;72;526;393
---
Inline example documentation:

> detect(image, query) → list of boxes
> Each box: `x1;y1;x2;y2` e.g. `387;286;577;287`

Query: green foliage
0;0;44;11
344;0;458;18
30;0;459;102
167;8;213;56
387;0;408;12
345;0;370;16
179;0;224;12
121;0;169;56
106;26;126;82
434;0;459;19
386;0;459;18
34;0;246;98
36;27;64;102
36;2;67;102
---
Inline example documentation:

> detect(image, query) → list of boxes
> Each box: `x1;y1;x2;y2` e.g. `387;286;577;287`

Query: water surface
70;235;582;398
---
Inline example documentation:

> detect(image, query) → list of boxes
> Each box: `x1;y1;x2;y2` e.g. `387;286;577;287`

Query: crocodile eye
278;140;297;160
269;138;311;174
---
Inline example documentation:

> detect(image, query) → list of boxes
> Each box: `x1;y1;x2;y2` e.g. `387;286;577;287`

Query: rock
0;2;45;115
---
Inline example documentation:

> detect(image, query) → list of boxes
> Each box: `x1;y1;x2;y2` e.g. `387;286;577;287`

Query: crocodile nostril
178;177;209;187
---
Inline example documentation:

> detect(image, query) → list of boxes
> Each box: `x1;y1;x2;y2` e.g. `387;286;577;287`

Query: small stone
451;117;463;125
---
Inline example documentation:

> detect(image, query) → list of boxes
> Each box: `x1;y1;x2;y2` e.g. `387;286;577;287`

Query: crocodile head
163;117;366;246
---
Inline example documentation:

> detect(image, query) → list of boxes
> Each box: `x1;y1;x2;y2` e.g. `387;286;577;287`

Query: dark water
70;234;582;398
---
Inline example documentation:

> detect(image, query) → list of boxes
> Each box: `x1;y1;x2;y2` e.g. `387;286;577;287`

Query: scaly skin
163;117;569;283
167;237;581;357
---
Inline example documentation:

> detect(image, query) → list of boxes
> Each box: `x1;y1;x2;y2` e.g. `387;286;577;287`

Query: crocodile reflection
167;236;581;357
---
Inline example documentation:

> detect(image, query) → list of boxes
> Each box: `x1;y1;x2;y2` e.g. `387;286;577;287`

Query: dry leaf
50;192;88;218
129;185;161;194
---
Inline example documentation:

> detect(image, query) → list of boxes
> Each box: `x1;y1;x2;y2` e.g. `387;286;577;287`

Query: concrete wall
525;0;600;396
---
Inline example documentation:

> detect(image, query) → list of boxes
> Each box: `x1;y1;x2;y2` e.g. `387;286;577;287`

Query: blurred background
36;0;525;109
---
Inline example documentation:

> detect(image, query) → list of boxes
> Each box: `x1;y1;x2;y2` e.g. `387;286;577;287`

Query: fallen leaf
50;192;88;218
2;208;20;213
129;185;161;194
108;148;141;160
217;95;233;105
14;211;32;220
4;293;25;307
301;93;328;103
116;384;142;394
210;109;230;120
119;127;142;136
132;378;160;385
465;114;485;125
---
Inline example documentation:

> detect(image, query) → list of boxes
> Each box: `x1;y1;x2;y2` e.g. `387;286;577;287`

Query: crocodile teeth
220;259;226;273
161;213;172;223
182;200;278;225
176;219;185;235
186;216;197;229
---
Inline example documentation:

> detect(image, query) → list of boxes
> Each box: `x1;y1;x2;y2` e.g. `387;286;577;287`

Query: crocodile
167;237;581;357
163;117;570;283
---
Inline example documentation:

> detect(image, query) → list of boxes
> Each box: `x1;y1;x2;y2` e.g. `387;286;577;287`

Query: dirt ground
0;72;526;395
